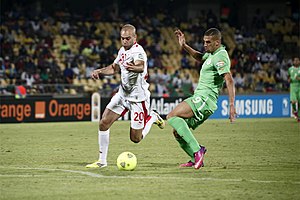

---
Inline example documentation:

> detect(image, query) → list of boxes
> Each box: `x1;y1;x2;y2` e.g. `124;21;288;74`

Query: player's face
121;29;136;50
203;35;220;53
293;57;300;67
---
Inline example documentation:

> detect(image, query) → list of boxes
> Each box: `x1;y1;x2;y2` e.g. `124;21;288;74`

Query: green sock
176;137;195;162
167;117;200;153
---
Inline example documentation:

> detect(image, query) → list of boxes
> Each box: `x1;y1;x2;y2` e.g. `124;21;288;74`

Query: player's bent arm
182;43;203;62
91;63;119;80
224;72;236;122
174;29;203;62
125;60;144;73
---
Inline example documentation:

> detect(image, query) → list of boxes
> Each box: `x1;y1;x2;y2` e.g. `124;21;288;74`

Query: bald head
121;24;136;36
120;24;137;50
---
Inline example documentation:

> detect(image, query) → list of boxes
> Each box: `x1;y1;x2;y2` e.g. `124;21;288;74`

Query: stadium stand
0;1;299;97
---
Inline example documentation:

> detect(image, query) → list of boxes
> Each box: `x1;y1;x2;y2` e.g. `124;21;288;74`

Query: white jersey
114;43;150;102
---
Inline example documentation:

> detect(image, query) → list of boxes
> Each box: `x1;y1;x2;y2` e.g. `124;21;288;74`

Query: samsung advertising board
212;94;290;118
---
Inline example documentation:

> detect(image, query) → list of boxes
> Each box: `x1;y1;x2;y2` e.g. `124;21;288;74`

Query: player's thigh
290;86;299;102
101;93;126;127
290;90;297;102
106;93;129;115
167;101;194;119
99;108;121;131
184;95;214;129
130;100;149;130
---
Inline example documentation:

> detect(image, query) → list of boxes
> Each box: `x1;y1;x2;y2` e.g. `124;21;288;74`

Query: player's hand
174;29;186;47
229;105;237;123
124;62;144;73
91;69;101;80
124;62;135;71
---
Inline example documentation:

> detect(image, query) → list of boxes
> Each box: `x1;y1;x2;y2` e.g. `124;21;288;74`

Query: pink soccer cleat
194;146;207;170
179;160;195;167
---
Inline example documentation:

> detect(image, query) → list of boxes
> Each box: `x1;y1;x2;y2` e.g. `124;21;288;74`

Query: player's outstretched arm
91;63;119;80
224;72;236;122
174;29;203;62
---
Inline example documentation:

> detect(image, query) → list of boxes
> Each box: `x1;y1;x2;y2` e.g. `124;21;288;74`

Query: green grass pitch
0;118;299;200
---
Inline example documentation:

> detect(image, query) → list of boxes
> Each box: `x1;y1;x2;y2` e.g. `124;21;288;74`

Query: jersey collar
212;45;225;55
124;42;138;52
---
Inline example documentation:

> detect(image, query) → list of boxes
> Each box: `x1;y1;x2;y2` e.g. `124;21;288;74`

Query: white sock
142;113;157;139
98;129;109;165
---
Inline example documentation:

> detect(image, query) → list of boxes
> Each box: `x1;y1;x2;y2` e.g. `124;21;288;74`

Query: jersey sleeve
132;46;146;63
213;51;231;75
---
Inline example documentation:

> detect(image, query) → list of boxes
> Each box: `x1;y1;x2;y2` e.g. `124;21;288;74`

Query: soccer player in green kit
167;28;236;169
288;57;300;122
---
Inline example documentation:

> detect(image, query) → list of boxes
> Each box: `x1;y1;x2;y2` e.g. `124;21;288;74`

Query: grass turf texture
0;118;299;200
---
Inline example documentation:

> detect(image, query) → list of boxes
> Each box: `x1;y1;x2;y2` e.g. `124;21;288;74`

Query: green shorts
290;84;300;102
184;94;217;130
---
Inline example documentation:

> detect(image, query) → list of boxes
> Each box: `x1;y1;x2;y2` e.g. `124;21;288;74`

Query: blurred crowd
0;1;299;97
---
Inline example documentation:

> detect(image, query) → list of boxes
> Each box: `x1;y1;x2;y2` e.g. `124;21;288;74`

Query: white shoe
151;110;165;129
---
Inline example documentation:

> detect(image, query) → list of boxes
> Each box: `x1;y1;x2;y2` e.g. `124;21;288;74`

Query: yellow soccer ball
117;152;137;171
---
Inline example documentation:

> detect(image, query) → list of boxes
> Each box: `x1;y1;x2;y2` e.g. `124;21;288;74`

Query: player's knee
166;113;174;120
130;135;142;143
99;119;110;131
130;130;142;143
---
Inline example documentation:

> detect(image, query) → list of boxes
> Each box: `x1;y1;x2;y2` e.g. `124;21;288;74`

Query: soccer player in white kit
86;24;165;168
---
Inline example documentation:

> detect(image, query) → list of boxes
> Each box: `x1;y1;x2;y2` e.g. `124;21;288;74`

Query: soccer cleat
151;110;165;129
293;112;298;119
179;161;205;168
194;146;207;170
179;160;195;167
85;161;107;168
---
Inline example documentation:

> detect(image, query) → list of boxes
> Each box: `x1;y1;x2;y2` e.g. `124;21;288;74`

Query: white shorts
106;92;150;129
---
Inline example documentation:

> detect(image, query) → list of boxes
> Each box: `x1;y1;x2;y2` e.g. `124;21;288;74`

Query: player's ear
215;39;220;47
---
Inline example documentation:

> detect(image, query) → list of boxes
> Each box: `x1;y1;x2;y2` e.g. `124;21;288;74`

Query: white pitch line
1;166;300;185
0;174;47;178
0;174;87;178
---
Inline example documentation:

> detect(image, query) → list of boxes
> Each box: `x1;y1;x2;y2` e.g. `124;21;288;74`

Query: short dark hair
204;28;221;40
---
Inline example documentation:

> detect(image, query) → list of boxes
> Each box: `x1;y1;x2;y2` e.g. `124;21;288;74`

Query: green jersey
194;46;231;103
288;66;300;86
